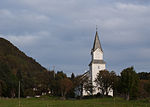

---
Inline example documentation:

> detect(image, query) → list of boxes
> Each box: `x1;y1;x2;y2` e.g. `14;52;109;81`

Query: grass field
0;97;150;107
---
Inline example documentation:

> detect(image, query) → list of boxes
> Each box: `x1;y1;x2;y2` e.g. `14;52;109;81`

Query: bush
24;89;35;97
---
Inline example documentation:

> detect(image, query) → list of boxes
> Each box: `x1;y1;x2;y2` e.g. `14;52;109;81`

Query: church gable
93;48;103;60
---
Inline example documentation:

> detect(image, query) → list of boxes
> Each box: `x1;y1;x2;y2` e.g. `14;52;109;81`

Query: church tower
80;28;113;96
89;29;106;95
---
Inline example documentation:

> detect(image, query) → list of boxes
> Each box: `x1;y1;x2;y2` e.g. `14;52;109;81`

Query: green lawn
0;97;150;107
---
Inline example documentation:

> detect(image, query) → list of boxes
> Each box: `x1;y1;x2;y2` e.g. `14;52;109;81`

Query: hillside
0;37;49;97
0;37;46;73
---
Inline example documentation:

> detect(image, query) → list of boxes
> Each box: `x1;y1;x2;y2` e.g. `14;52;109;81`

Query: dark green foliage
60;78;73;98
121;67;139;100
0;61;18;97
71;73;75;80
95;70;116;96
138;80;150;98
73;74;91;97
53;71;67;96
83;81;93;95
113;76;122;96
144;81;150;93
0;38;48;97
66;73;76;98
138;72;150;80
48;71;73;98
55;71;67;80
24;88;35;97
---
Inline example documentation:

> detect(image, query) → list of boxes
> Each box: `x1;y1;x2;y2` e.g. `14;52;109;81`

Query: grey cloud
0;0;150;75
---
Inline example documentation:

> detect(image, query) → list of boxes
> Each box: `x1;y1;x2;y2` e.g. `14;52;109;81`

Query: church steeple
92;29;103;52
82;27;112;97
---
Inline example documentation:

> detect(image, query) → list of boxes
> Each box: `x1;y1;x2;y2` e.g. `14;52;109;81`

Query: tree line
0;62;150;100
81;66;150;100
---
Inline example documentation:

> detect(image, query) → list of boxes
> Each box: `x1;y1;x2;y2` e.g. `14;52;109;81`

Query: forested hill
0;37;49;97
0;37;46;72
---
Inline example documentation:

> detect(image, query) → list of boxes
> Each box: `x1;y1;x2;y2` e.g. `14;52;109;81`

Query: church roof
89;60;106;66
92;31;103;52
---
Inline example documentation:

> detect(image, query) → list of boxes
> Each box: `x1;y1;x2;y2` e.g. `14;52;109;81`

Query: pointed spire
92;27;103;52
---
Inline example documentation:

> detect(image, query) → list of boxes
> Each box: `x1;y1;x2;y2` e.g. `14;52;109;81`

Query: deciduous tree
60;78;73;98
121;66;139;100
95;70;114;96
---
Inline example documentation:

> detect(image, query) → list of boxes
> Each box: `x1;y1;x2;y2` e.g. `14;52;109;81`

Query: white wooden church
81;29;113;96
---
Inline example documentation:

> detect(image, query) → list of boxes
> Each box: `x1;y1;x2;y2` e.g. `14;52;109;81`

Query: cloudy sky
0;0;150;76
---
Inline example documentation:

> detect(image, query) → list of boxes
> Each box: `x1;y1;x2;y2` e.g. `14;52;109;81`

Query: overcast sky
0;0;150;76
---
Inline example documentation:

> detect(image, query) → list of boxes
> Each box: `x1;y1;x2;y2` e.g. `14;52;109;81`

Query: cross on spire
96;25;98;32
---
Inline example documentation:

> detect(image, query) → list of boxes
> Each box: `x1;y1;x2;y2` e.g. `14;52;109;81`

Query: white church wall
93;48;103;60
91;64;106;95
82;88;89;96
108;88;113;96
91;64;106;83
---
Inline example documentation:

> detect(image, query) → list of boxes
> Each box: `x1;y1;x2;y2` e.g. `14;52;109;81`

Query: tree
73;75;90;97
71;73;75;80
138;72;150;80
48;70;55;95
0;80;7;96
113;75;122;96
121;66;139;100
34;71;50;95
109;71;121;96
55;71;67;80
66;73;76;98
49;71;68;96
95;70;114;96
60;78;73;99
82;75;95;95
0;61;18;97
83;81;94;95
138;80;150;98
24;88;35;97
16;70;24;97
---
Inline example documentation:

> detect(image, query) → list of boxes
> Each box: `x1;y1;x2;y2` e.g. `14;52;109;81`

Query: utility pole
53;66;55;78
53;66;55;71
18;81;20;107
